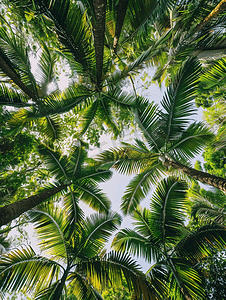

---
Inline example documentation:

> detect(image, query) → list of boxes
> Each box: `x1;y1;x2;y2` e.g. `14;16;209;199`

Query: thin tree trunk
113;0;129;53
0;184;68;227
165;159;226;192
195;0;226;32
93;0;107;90
0;56;37;101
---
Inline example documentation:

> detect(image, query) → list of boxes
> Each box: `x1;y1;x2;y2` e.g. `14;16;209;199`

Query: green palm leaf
78;166;113;184
38;145;70;183
80;212;121;258
0;83;31;107
67;272;104;300
168;122;214;162
191;195;226;224
135;99;163;151
168;259;205;300
78;100;99;137
175;223;226;263
35;281;66;300
33;0;95;76
97;96;120;137
96;147;159;175
37;115;62;142
0;23;37;96
200;57;226;90
0;246;61;293
28;204;69;260
146;264;169;298
112;228;158;264
35;43;58;95
150;177;188;245
73;181;111;213
160;57;201;146
121;163;164;214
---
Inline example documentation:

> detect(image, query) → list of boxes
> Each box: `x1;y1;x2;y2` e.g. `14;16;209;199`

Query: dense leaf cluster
1;0;226;299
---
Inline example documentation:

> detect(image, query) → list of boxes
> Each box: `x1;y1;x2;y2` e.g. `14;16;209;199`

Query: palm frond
35;281;66;300
0;246;61;293
78;100;99;137
78;166;113;184
0;23;37;97
80;212;122;258
199;56;226;90
67;271;104;300
175;223;226;263
81;251;159;300
168;122;214;162
101;87;137;107
169;259;205;300
97;97;120;137
121;162;164;215
122;0;173;46
149;177;188;245
67;144;87;179
160;57;201;147
146;264;169;299
62;189;84;230
96;147;159;175
191;196;226;224
135;99;163;151
112;228;159;264
35;43;58;94
37;115;62;142
38;145;70;183
28;204;68;261
34;0;95;77
0;83;31;107
73;181;111;213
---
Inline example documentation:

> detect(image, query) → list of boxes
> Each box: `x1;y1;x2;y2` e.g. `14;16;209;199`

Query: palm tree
112;177;226;299
0;204;154;300
96;57;226;214
1;0;176;139
0;142;112;227
143;1;226;85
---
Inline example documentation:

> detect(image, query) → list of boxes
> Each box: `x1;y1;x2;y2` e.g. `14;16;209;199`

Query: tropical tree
0;0;177;142
0;204;154;300
112;176;226;299
0;142;112;227
143;1;226;85
95;57;226;214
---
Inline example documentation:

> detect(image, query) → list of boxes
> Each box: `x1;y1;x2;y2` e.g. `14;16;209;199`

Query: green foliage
102;285;132;300
113;177;226;300
198;250;226;300
0;133;34;170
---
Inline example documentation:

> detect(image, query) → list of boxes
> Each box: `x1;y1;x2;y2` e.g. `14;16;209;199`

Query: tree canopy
1;0;226;299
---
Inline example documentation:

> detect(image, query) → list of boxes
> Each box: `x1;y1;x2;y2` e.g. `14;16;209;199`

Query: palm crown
96;57;218;214
0;203;156;300
112;177;226;299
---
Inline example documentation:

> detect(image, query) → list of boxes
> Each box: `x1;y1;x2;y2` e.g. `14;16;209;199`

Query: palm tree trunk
113;0;129;53
196;0;226;32
93;0;107;90
0;184;68;227
0;56;37;101
165;159;226;192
